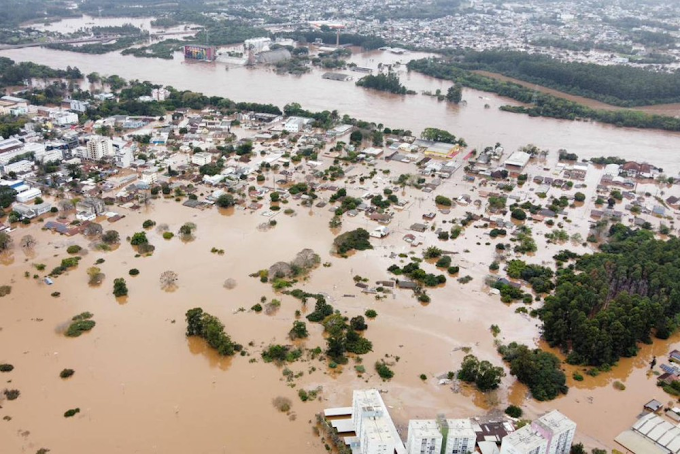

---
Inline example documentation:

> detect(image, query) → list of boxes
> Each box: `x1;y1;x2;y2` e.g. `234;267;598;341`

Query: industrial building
16;187;42;203
616;412;680;454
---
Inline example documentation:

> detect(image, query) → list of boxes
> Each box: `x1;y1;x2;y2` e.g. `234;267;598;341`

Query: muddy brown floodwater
1;161;676;453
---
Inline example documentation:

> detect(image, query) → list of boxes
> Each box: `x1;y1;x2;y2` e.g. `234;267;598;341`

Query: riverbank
474;70;680;117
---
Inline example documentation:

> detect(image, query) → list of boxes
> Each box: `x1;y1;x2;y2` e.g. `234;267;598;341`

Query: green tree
289;321;309;340
446;84;462;103
113;278;128;297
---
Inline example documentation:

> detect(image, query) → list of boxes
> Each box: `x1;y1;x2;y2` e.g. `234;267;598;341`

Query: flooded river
2;43;680;173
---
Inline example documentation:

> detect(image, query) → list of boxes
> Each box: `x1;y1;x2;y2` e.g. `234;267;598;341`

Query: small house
644;399;664;413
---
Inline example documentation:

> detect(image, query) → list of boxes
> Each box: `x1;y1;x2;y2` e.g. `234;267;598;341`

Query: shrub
142;219;156;229
66;245;82;254
365;309;377;318
0;285;11;297
448;266;459;275
113;278;128;297
130;232;148;246
64;408;80;418
419;374;427;380
505;405;523;418
163;232;174;240
4;389;20;400
375;361;394;380
436;256;452;268
573;372;584;381
511;209;527;221
60;369;75;379
272;396;291;412
129;269;140;276
0;363;14;372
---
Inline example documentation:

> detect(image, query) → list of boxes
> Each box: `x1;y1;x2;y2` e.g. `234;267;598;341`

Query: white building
141;170;158;185
16;187;42;203
115;147;134;168
13;202;52;219
284;116;313;133
86;136;114;160
443;419;477;454
50;111;79;126
2;159;33;175
500;411;576;454
352;390;406;454
533;411;576;454
191;152;213;166
0;138;26;165
151;88;170;101
244;37;271;53
407;420;443;454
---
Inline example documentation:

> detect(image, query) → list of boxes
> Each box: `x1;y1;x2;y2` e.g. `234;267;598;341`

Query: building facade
407;420;443;454
86;136;114;160
443;419;477;454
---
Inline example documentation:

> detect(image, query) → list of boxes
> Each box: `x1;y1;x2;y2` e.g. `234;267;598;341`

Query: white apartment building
86;136;114;160
443;419;477;454
115;147;134;168
500;426;547;454
532;411;576;454
141;170;158;185
407;420;442;454
191;152;213;166
352;389;406;454
151;87;170;101
500;411;576;454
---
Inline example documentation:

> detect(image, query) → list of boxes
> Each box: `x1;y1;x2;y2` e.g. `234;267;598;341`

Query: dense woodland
407;57;680;132
542;226;680;367
443;51;680;107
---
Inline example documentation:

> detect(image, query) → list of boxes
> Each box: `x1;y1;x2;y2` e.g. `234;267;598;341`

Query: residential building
191;152;213;166
141;170;158;185
76;198;106;216
500;411;576;454
500;426;548;454
407;420;442;454
115;147;134;168
444;419;477;454
533;411;576;454
352;389;406;454
86;136;114;160
244;37;272;53
151;87;170;101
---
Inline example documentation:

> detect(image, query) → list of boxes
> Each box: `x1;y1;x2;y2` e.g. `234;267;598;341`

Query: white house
191;152;213;166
